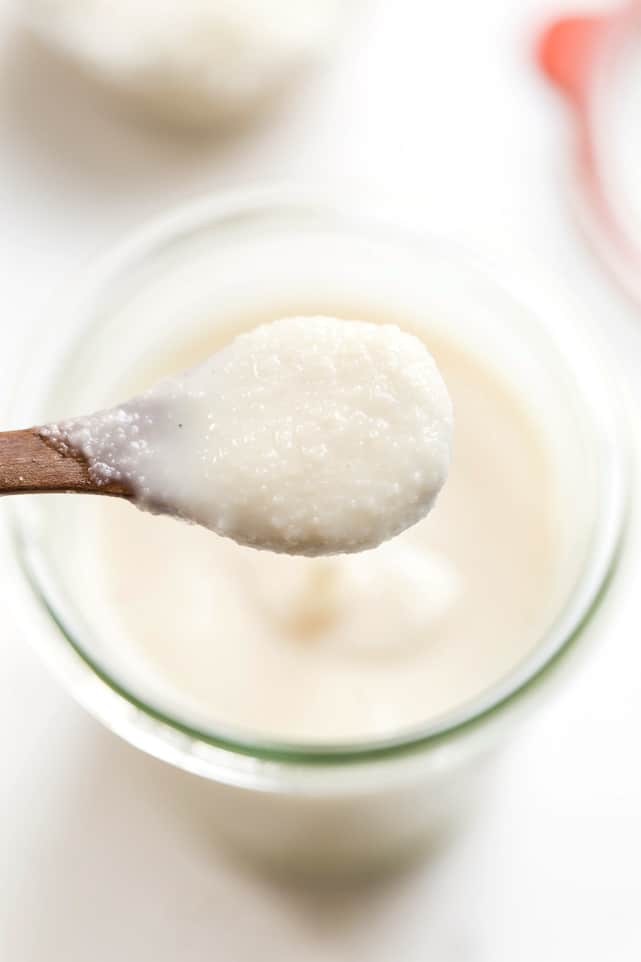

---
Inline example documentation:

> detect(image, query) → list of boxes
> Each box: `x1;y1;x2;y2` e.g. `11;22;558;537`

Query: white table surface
2;1;641;959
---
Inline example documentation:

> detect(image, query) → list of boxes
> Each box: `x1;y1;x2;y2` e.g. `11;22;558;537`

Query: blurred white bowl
20;0;346;129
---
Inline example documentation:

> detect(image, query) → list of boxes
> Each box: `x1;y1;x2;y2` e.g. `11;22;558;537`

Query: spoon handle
0;428;129;498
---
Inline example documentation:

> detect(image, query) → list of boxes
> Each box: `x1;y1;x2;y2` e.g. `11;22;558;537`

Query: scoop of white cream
41;316;453;555
22;0;343;127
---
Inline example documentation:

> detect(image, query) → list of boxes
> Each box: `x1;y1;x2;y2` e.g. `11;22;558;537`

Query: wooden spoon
0;427;129;498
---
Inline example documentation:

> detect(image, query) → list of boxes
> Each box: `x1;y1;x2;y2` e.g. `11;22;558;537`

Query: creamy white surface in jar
41;316;452;556
64;322;559;742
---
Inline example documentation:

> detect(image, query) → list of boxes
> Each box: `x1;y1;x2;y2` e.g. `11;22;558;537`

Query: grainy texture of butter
42;317;453;555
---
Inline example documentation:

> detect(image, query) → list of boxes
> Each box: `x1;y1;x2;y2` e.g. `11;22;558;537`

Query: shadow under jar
3;188;630;875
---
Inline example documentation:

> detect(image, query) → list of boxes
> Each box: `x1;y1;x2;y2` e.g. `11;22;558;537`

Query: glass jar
2;188;630;875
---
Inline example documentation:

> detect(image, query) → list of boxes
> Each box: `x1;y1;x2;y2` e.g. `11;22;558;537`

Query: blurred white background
2;0;641;959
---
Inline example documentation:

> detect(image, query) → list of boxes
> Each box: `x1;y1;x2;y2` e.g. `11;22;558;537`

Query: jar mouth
5;186;632;767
